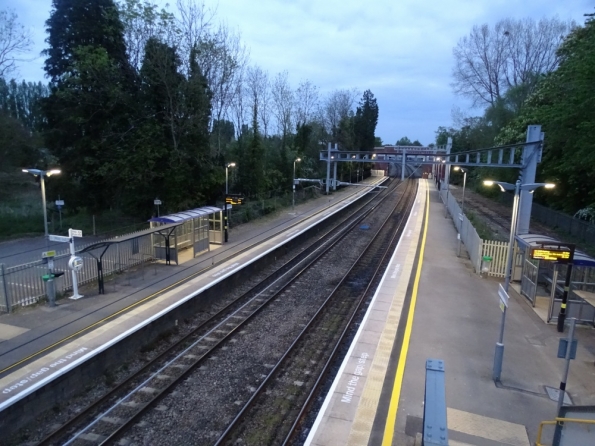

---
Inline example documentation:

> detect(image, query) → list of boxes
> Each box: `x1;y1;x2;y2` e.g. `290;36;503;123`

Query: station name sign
529;241;575;263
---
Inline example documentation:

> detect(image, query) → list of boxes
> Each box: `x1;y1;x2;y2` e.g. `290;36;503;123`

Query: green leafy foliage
353;90;378;150
497;14;595;212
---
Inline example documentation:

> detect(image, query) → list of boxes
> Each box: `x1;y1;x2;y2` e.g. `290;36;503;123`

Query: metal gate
521;258;538;306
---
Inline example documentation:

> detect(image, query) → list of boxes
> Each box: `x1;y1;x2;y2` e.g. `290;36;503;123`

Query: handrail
536;417;595;445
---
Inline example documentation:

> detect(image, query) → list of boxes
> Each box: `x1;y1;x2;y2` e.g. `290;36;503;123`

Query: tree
0;9;32;78
452;17;574;107
396;136;412;145
271;71;294;141
118;0;178;72
42;0;137;210
322;89;358;140
0;78;49;131
294;80;319;126
497;13;595;213
353;89;378;150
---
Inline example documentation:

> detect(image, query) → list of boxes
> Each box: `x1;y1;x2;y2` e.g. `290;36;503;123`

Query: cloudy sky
9;0;593;146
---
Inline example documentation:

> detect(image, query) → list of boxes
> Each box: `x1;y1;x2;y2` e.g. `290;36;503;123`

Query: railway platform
2;178;595;445
0;178;384;431
306;180;595;446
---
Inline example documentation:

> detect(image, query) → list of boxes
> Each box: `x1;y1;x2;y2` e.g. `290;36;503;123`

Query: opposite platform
0;178;385;414
307;179;595;445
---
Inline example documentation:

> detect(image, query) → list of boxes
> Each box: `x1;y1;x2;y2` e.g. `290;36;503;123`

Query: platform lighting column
22;168;61;239
225;162;235;243
454;167;467;256
484;179;555;381
293;157;301;211
444;161;452;218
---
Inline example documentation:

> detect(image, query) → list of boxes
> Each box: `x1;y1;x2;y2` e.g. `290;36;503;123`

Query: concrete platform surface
393;181;595;445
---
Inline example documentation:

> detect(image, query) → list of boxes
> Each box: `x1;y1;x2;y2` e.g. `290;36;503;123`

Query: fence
0;228;156;313
440;187;508;277
500;193;595;247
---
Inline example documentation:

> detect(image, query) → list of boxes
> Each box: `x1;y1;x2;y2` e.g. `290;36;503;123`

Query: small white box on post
68;228;84;300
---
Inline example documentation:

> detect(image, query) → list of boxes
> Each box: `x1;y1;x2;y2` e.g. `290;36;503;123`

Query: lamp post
483;179;555;381
225;162;235;243
22;168;61;238
454;167;467;257
443;160;451;217
293;157;301;211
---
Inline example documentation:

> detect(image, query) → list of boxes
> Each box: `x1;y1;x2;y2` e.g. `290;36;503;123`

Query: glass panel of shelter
542;262;595;324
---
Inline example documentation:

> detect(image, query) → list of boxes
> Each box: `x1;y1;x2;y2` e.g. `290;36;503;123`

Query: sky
9;0;593;146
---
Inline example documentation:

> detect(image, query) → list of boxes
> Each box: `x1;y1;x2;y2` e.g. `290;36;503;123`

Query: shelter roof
78;223;180;254
515;233;595;267
148;206;222;224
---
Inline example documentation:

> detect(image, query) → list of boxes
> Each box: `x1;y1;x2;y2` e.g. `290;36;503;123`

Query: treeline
1;0;379;216
440;12;595;218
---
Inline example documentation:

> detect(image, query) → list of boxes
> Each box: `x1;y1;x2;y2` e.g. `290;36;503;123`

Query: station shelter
515;234;595;325
149;206;224;265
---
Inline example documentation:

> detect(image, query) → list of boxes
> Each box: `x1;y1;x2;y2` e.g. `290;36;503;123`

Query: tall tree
497;13;595;212
322;88;358;140
452;17;574;107
118;0;178;72
353;89;378;150
0;9;32;78
42;0;136;210
0;78;49;131
271;71;294;141
294;79;319;126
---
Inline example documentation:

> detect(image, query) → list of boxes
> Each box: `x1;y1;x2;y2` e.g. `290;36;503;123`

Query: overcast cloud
9;0;593;145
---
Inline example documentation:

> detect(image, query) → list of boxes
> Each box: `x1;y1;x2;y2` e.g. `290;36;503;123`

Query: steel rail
35;179;399;445
213;180;417;445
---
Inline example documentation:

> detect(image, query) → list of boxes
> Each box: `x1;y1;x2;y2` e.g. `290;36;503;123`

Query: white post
40;174;49;239
68;229;83;300
333;143;338;190
326;142;331;194
401;149;405;181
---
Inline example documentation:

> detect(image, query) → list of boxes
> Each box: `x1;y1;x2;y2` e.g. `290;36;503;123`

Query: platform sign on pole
498;284;509;308
69;228;83;238
49;234;71;243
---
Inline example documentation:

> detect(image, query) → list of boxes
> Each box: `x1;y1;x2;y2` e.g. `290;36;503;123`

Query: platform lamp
225;162;236;243
483;179;555;382
22;168;61;238
293;158;301;211
453;166;467;257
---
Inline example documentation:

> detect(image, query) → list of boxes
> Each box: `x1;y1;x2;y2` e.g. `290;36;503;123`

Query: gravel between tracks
4;183;396;446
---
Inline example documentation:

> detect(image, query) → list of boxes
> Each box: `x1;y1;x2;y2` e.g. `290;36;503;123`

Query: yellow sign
530;248;571;262
226;195;244;205
42;250;56;258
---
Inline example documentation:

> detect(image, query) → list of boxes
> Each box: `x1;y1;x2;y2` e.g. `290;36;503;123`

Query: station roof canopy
148;206;222;224
516;233;595;267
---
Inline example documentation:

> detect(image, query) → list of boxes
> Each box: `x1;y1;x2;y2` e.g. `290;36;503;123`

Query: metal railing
440;187;509;277
536;417;595;445
0;228;156;313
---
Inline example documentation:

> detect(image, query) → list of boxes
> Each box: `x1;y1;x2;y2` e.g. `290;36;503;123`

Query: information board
530;247;572;262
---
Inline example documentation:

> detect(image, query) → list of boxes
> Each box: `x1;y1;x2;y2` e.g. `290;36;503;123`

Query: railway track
32;178;416;446
214;180;417;445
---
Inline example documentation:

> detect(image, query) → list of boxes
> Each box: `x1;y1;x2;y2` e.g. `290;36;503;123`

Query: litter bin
481;256;493;274
42;271;64;307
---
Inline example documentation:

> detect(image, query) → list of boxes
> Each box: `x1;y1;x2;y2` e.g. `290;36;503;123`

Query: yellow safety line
381;180;430;446
0;265;211;376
